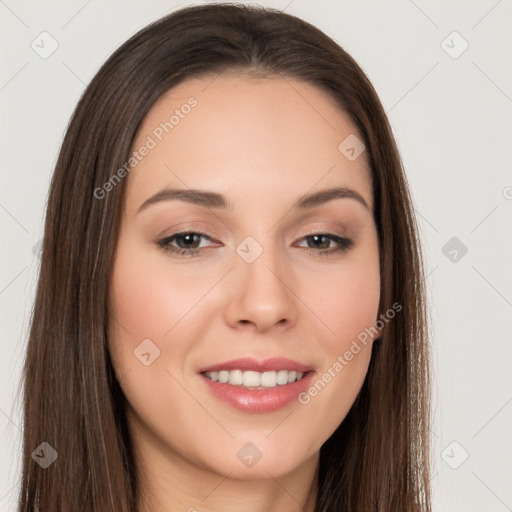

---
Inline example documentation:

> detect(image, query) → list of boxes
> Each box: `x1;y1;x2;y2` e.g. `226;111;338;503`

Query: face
107;72;380;482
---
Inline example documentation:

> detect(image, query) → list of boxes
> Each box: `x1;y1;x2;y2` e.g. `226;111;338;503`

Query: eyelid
292;223;352;244
296;226;349;238
155;221;220;239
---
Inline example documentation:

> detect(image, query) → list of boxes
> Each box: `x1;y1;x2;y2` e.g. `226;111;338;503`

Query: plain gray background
1;1;511;510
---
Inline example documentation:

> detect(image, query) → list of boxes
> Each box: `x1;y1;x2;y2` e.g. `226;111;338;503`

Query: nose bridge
225;232;298;331
238;232;290;297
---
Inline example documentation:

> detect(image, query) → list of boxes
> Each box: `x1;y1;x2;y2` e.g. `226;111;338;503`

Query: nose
224;244;299;333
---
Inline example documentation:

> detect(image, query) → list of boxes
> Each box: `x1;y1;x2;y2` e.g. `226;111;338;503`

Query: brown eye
296;233;353;255
157;231;214;257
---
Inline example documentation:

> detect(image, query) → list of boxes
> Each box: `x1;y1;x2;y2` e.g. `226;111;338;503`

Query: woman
17;3;431;511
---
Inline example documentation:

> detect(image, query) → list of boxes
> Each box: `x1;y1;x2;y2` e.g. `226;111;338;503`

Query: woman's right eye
157;231;215;257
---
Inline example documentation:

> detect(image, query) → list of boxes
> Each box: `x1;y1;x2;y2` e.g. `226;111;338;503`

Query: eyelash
156;230;354;258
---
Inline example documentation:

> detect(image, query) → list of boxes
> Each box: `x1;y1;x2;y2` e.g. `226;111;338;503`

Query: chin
197;440;313;481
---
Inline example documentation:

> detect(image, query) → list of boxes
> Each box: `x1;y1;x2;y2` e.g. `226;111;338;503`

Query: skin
107;72;381;512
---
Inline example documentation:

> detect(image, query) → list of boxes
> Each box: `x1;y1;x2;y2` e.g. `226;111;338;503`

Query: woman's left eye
295;233;354;255
156;231;353;258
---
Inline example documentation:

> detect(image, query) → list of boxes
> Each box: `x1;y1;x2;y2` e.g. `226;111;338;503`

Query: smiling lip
199;371;315;413
197;357;314;373
197;357;315;413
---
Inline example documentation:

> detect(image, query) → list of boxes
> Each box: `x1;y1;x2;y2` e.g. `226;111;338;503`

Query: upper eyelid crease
137;186;370;214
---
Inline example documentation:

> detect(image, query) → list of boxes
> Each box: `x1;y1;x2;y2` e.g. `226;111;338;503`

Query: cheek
108;242;205;343
106;247;209;448
296;247;380;424
106;241;200;385
307;251;381;350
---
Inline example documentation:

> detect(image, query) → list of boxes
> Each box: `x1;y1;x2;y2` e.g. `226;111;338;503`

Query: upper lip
197;357;314;374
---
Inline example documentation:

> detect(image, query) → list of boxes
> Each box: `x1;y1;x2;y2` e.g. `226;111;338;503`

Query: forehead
124;72;371;215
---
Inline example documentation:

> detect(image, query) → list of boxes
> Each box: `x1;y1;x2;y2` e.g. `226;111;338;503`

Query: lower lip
199;371;316;413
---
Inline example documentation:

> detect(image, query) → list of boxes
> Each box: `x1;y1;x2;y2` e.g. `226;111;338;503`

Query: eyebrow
137;186;370;214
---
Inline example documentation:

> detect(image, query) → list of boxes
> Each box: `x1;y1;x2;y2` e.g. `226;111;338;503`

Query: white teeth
242;370;260;387
260;371;276;387
276;369;288;385
287;371;297;383
203;369;307;387
229;369;243;386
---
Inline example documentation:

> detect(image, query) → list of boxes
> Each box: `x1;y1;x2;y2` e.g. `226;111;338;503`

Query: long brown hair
15;4;431;511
